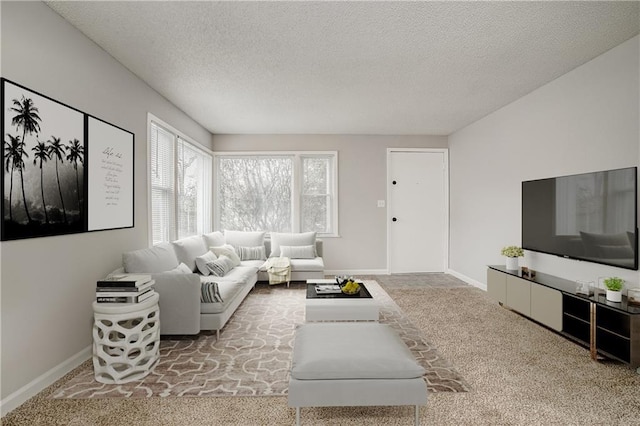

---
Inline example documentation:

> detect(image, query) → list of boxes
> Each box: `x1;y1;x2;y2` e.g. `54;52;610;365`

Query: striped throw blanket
201;281;223;303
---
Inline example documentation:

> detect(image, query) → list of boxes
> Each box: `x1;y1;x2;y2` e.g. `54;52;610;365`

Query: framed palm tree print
1;78;134;240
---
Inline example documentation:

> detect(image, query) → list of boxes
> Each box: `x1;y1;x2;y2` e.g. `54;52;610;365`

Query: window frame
147;113;213;245
213;151;339;237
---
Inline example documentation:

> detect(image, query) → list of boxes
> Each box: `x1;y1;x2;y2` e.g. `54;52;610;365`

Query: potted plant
603;277;624;302
501;246;524;270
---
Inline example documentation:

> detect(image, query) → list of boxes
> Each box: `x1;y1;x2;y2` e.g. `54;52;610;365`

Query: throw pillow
171;235;208;272
165;262;193;274
123;242;179;273
270;232;316;257
280;244;316;259
203;231;225;248
207;255;235;277
210;244;241;266
238;245;267;261
224;230;266;249
195;251;218;276
201;281;224;303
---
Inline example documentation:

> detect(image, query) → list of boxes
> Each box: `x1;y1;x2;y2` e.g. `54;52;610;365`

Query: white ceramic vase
606;289;622;302
505;256;519;270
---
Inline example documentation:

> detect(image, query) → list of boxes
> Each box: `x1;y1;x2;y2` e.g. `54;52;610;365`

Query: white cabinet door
506;275;531;316
487;268;507;303
531;283;562;331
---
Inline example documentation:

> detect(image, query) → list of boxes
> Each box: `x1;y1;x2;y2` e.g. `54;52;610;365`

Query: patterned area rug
51;280;469;399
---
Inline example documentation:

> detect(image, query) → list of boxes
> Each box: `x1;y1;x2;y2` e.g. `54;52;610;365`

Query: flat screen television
522;167;638;270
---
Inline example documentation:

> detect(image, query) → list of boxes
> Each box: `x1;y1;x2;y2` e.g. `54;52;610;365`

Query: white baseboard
1;345;91;416
447;268;486;291
324;269;389;277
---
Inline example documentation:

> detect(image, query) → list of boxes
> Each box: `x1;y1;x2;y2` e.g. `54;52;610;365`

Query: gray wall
449;35;640;288
1;1;211;402
213;135;447;272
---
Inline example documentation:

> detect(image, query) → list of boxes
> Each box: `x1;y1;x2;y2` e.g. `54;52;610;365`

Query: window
149;116;212;244
214;152;337;236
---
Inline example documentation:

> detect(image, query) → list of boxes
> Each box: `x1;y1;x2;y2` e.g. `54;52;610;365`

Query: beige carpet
4;274;640;425
50;280;467;399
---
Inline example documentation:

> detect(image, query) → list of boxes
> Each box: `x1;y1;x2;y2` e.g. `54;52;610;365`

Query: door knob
392;217;397;222
392;180;397;185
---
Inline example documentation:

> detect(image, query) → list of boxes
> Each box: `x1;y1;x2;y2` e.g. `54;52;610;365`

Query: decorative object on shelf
575;280;594;296
501;246;524;270
603;276;624;302
520;266;536;279
627;288;640;306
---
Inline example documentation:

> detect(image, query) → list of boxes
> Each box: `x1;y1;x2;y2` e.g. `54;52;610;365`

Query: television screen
522;167;638;270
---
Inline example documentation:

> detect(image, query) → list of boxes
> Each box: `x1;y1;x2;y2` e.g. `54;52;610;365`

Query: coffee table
305;279;379;321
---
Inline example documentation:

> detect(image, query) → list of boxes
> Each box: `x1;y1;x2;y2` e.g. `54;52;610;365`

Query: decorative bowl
341;283;361;295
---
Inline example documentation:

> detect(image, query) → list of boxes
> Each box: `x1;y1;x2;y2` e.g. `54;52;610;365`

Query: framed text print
87;116;134;231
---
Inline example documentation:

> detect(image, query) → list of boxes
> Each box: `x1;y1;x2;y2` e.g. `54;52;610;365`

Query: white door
388;150;447;273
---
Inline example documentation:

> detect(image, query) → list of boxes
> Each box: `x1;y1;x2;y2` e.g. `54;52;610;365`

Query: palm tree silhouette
10;96;41;223
65;138;84;215
47;136;68;225
3;134;24;222
32;141;51;224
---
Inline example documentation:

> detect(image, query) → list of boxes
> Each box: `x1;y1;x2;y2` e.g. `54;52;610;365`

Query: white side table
92;292;160;384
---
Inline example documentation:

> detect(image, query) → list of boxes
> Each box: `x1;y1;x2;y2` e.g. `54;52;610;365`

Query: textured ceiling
46;1;639;136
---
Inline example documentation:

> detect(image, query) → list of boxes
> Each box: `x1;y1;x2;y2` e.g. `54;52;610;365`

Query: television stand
487;265;640;373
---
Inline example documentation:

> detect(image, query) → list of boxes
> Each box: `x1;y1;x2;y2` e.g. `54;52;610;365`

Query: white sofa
114;231;324;337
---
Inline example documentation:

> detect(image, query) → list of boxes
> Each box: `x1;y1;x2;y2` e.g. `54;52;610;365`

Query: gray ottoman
288;322;427;425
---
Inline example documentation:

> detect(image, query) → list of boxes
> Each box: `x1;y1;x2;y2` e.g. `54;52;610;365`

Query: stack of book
96;274;156;303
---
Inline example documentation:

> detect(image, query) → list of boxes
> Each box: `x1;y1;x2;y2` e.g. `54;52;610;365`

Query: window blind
150;121;212;244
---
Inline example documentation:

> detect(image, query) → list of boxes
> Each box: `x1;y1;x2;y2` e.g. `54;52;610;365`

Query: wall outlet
377;200;385;207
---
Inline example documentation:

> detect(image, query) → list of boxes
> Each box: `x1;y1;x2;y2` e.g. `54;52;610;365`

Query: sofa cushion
270;232;316;257
165;263;193;274
291;323;425;380
238;245;267;261
280;244;317;259
222;264;260;283
224;230;266;249
241;259;266;269
195;251;218;276
203;231;225;248
123;242;179;273
290;257;325;271
172;235;208;272
259;257;324;272
210;244;242;266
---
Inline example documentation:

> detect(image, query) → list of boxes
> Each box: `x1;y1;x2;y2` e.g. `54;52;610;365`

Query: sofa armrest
152;272;201;335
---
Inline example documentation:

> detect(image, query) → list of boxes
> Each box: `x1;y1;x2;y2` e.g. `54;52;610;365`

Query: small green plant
501;246;524;258
603;277;624;292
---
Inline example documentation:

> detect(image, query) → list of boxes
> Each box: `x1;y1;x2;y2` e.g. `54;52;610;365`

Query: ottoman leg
296;407;300;426
415;405;420;426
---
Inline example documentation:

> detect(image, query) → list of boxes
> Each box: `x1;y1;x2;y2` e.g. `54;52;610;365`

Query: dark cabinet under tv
487;266;640;372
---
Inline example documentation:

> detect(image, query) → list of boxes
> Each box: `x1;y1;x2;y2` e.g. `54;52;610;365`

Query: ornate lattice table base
92;293;160;384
